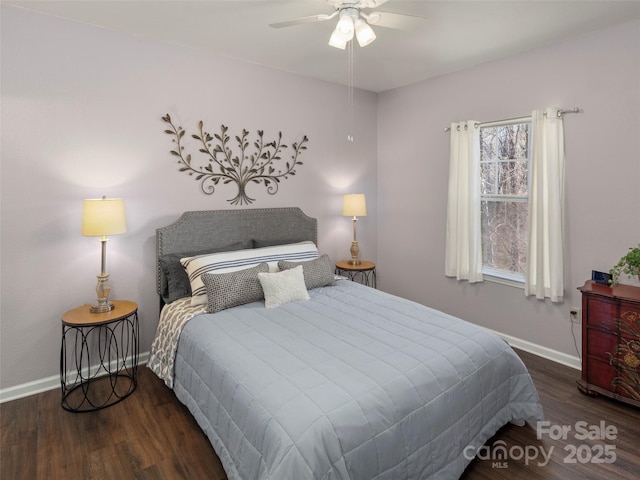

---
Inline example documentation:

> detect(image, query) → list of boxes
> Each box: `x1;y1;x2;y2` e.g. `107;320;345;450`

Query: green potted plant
609;244;640;285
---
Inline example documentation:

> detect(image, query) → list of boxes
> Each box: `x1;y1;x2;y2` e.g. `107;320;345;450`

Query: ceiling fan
269;0;426;49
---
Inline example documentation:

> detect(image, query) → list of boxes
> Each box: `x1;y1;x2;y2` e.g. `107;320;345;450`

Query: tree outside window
480;122;530;280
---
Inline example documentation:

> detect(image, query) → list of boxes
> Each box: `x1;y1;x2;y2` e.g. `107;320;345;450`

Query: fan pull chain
347;39;354;142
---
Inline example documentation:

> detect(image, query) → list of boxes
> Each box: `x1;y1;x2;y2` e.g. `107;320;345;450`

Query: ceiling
4;0;640;92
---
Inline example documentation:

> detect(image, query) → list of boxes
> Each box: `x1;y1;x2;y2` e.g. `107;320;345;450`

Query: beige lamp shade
82;197;127;237
342;193;367;217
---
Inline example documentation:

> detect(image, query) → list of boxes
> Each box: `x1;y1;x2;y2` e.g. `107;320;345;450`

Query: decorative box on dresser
577;280;640;408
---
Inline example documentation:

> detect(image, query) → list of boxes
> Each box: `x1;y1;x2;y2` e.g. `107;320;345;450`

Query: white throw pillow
181;241;319;306
258;266;310;308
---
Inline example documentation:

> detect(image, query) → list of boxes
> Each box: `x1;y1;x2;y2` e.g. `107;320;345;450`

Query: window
479;120;531;283
445;108;565;300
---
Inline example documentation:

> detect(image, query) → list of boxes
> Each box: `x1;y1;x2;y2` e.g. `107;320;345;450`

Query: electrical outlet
570;307;581;324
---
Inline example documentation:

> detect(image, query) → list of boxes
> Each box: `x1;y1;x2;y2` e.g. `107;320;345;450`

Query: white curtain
445;121;483;283
525;107;565;302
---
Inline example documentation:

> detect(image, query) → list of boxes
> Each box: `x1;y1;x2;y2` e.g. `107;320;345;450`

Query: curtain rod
444;107;580;132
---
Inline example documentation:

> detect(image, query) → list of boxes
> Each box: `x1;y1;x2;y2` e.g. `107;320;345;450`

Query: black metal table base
335;268;377;288
60;313;138;412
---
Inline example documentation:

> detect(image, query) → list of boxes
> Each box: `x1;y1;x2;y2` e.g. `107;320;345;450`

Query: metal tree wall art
162;114;309;205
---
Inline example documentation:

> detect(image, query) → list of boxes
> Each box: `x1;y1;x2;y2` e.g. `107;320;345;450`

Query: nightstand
577;281;640;408
60;300;139;412
335;260;377;288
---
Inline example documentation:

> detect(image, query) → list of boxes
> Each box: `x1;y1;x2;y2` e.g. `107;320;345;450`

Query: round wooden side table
60;300;139;412
335;260;377;288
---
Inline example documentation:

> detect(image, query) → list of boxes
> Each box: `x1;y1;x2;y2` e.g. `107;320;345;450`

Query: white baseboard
486;328;582;371
0;352;149;404
1;334;580;403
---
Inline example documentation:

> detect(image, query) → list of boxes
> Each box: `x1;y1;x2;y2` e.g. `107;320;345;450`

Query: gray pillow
252;238;301;248
159;242;244;304
202;263;269;313
278;254;335;290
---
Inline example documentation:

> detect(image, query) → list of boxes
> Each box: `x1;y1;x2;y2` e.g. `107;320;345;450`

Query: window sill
482;268;525;289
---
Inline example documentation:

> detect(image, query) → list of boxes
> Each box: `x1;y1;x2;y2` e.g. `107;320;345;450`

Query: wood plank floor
2;349;639;479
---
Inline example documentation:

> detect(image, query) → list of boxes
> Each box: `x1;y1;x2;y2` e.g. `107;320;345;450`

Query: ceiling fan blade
354;0;391;7
366;11;426;30
269;13;333;29
327;0;390;7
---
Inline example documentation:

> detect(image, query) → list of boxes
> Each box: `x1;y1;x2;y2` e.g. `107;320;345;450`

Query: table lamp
82;197;127;313
342;193;367;265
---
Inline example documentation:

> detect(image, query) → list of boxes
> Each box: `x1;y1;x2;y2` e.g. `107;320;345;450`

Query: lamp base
90;301;115;313
349;241;361;265
90;273;114;314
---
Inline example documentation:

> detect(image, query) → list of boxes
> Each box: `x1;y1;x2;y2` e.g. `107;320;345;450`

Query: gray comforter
171;280;543;479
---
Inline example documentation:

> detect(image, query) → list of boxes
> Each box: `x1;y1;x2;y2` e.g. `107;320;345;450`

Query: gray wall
377;20;640;363
0;6;378;391
2;4;639;395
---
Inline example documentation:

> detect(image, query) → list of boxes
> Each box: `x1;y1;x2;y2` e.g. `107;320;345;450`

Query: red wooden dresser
577;280;640;408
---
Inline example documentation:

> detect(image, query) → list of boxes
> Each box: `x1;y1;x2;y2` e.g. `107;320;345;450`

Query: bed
148;207;543;479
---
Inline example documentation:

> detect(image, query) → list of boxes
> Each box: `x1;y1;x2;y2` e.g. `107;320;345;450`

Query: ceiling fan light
355;19;376;47
335;14;354;40
329;29;348;49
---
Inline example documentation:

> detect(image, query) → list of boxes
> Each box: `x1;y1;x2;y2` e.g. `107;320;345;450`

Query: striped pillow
181;241;319;306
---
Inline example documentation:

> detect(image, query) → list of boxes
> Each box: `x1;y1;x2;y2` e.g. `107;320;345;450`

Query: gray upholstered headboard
156;207;317;296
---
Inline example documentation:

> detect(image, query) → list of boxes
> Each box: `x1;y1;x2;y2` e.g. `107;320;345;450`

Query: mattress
162;279;543;479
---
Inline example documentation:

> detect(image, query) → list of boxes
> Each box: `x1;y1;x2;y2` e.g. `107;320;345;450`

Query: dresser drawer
585;296;617;330
586;328;618;362
611;338;640;401
619;303;640;338
584;357;618;393
586;352;640;400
